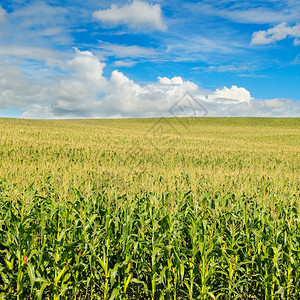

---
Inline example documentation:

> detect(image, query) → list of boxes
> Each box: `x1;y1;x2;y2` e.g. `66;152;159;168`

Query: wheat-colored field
0;117;299;299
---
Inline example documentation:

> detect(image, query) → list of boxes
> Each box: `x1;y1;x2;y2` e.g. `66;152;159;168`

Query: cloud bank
0;49;299;119
93;0;167;31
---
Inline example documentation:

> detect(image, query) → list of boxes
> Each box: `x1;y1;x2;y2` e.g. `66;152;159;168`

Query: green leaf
108;288;119;300
27;263;35;293
36;281;50;300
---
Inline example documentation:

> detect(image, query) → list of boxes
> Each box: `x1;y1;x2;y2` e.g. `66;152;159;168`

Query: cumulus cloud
1;49;299;119
251;23;300;45
207;86;252;104
92;0;167;31
64;48;106;84
158;77;184;85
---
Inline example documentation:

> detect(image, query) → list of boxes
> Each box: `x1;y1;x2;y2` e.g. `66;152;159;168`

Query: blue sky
0;0;299;118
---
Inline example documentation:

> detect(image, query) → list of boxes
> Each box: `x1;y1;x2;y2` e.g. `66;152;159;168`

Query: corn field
0;117;299;299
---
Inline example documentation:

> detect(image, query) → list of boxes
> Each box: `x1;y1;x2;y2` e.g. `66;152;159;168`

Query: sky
0;0;300;118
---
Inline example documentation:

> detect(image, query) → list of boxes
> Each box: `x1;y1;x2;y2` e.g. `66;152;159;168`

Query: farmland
0;117;299;299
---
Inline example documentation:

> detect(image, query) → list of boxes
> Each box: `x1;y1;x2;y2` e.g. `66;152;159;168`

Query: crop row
1;190;299;299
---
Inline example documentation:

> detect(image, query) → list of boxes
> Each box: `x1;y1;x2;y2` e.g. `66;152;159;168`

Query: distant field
0;117;299;299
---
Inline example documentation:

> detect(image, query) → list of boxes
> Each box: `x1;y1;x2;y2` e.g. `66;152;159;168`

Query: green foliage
0;117;299;299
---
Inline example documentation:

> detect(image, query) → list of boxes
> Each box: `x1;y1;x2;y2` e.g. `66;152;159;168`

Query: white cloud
0;45;68;67
219;7;298;25
158;76;184;85
114;60;137;67
0;59;42;109
92;0;167;31
251;23;300;45
64;48;106;84
186;1;300;25
1;49;299;119
219;98;300;117
11;2;65;26
0;2;74;47
0;6;6;23
207;86;252;104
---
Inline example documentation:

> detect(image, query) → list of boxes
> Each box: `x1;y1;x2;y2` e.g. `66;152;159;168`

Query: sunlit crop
0;117;299;299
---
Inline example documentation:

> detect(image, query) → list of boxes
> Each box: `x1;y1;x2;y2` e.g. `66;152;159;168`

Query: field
0;117;299;299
